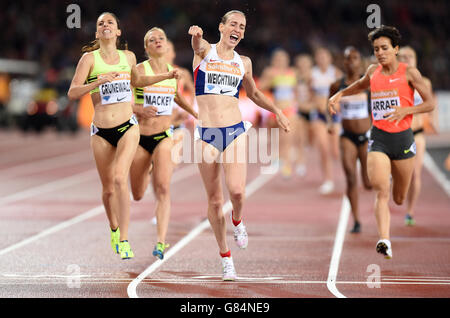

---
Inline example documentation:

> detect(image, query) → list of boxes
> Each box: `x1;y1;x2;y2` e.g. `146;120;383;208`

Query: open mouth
230;34;239;42
103;29;112;35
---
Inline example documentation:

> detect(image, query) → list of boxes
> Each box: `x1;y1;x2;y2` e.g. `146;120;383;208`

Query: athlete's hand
140;106;158;119
384;106;410;125
188;25;203;38
97;72;119;85
168;68;181;80
276;111;291;133
328;92;342;115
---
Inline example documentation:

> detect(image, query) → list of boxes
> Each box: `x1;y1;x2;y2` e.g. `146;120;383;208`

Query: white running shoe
376;239;393;259
319;180;334;195
221;256;237;281
233;221;248;249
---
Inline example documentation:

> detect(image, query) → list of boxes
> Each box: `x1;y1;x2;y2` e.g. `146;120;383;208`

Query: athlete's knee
345;171;357;189
131;188;145;201
393;192;406;205
375;187;390;201
208;195;223;213
113;171;128;189
102;187;114;200
154;182;170;199
228;187;245;203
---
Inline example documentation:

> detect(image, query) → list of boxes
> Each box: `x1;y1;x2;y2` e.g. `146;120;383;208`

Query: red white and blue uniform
194;44;245;99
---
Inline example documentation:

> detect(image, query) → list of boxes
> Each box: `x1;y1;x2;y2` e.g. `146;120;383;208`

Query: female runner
68;13;178;259
189;10;290;280
329;26;434;258
130;27;197;260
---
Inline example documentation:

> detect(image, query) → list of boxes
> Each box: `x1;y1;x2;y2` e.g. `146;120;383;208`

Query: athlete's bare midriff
135;111;172;135
91;93;134;128
196;94;242;127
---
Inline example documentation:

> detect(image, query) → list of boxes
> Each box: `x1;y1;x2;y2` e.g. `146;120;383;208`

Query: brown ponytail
81;12;128;54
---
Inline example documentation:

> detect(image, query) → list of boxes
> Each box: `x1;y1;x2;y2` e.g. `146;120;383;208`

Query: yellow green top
134;60;177;104
86;49;131;94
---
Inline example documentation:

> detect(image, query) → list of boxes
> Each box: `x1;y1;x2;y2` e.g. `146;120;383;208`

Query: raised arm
188;25;211;66
67;53;118;100
241;56;290;132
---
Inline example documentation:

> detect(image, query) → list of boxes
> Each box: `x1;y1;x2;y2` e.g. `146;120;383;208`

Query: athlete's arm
257;68;273;91
67;53;118;100
326;79;342;132
328;64;375;114
385;66;435;124
174;84;198;119
126;51;179;88
241;56;290;132
131;62;157;119
188;25;211;60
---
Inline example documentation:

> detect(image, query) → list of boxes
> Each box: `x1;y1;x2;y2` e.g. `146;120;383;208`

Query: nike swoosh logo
117;96;127;101
404;149;411;154
228;130;240;136
220;89;233;94
389;78;400;83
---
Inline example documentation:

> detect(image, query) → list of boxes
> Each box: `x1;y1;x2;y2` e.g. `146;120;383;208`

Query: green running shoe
152;242;170;260
119;240;134;260
405;214;416;226
111;227;120;254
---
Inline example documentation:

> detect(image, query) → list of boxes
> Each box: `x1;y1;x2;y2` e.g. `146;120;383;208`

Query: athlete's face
219;13;246;48
398;48;417;68
344;50;361;74
96;14;121;40
315;49;331;69
145;30;167;57
272;51;290;68
373;36;398;66
295;56;312;73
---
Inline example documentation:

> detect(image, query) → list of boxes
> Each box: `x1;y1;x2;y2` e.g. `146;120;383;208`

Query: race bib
204;61;242;96
143;86;176;116
371;89;400;121
340;93;369;120
99;72;132;105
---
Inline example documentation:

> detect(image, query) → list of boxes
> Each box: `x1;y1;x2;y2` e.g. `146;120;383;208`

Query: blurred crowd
0;0;448;132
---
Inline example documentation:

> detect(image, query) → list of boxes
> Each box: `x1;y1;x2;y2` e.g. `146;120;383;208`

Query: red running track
0;129;449;298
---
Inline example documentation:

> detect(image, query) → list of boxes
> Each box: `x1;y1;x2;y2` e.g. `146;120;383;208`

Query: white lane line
423;151;450;197
127;171;276;298
0;169;97;207
0;165;198;257
0;150;91;176
326;195;351;298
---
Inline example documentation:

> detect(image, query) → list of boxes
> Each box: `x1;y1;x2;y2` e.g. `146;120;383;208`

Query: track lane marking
127;171;277;298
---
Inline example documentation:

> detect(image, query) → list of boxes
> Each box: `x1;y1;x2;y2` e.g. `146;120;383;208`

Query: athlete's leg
294;115;308;175
311;120;333;191
406;133;425;217
112;125;140;241
367;151;391;240
358;140;372;190
197;140;229;254
151;137;175;244
391;156;415;206
331;122;341;160
340;137;360;224
129;145;153;201
91;135;119;230
223;132;247;223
